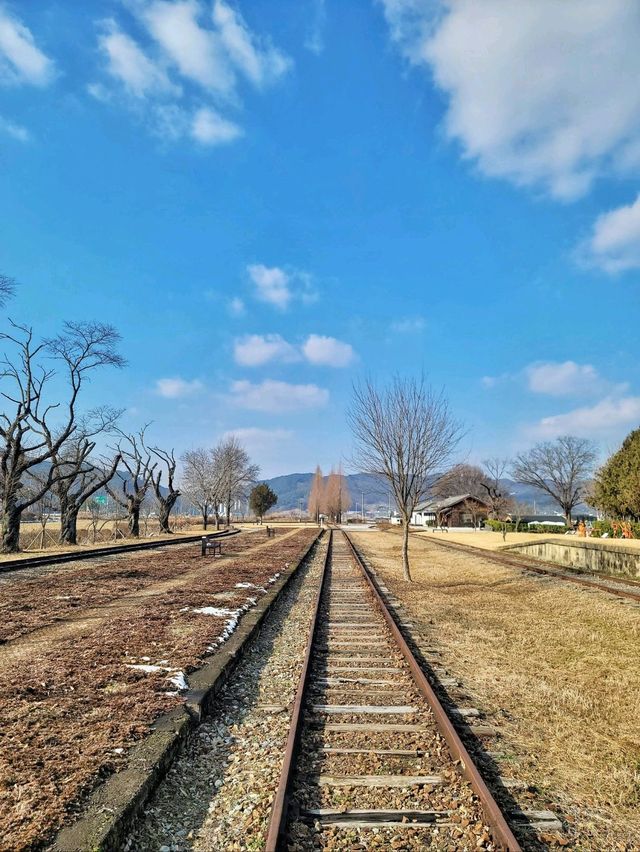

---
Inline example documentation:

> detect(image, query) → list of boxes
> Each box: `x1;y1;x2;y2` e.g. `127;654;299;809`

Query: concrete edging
52;529;323;852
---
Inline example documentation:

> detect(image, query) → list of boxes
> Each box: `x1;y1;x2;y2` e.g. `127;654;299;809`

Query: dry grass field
351;529;640;851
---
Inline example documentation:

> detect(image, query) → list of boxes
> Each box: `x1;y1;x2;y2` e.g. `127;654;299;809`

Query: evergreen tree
592;429;640;520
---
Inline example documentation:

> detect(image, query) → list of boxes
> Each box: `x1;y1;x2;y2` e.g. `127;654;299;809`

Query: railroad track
0;528;239;574
265;529;522;851
415;533;640;604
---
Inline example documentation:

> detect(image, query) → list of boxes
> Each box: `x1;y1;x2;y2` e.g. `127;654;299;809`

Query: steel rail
264;528;332;852
0;528;240;574
343;531;522;852
417;533;640;603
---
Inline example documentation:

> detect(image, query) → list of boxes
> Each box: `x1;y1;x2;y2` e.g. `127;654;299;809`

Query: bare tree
307;465;324;524
0;274;16;307
181;447;220;529
434;463;486;499
325;466;351;523
107;428;155;538
348;376;462;581
36;407;122;545
512;436;597;525
481;457;512;519
0;321;124;552
214;436;259;527
149;446;181;533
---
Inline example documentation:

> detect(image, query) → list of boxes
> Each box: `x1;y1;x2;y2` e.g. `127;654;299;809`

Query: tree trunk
59;504;79;545
128;505;140;538
215;509;221;530
158;502;172;534
226;496;231;527
202;508;208;530
1;501;22;553
401;517;411;582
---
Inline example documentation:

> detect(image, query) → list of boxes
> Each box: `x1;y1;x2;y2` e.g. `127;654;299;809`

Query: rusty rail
343;531;522;852
264;529;332;851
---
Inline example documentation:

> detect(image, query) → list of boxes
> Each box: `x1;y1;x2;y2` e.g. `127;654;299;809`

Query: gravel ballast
127;534;329;851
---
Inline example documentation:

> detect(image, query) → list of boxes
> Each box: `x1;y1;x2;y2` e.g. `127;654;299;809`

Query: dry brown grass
352;530;640;851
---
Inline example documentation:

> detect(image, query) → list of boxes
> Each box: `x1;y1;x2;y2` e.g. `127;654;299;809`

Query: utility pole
362;490;365;522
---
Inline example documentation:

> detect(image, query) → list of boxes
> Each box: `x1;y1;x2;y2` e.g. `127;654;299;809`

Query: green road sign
94;495;108;505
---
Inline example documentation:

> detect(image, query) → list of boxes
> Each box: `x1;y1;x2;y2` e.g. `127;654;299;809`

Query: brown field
351;529;640;851
0;527;318;850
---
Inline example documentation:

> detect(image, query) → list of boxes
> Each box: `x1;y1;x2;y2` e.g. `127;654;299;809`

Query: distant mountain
261;472;585;515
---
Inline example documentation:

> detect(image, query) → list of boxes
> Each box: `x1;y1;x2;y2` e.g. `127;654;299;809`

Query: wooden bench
201;537;223;557
266;526;275;538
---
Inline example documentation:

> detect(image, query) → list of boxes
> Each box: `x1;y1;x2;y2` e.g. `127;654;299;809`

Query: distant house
411;494;490;528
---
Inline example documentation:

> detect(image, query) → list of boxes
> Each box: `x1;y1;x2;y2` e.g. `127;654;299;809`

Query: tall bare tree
34;406;122;545
325;466;350;523
481;457;513;520
149;446;181;533
307;465;324;524
181;447;221;529
214;436;259;526
107;428;155;538
0;321;124;552
348;376;462;581
434;463;486;499
512;435;597;525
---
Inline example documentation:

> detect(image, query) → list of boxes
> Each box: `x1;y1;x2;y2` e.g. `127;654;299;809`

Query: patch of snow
193;606;234;617
127;663;164;674
168;671;188;691
235;582;254;588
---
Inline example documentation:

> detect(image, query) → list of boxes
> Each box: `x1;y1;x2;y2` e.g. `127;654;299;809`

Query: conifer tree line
307;465;351;523
0;277;260;552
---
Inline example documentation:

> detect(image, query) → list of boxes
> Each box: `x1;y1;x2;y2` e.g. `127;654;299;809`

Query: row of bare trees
307;465;351;523
0;279;189;551
181;436;259;530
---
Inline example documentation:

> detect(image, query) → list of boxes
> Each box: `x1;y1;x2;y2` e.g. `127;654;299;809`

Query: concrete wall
504;538;640;579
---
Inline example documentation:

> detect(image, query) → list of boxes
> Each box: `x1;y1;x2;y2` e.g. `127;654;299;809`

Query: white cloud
212;0;291;87
227;296;245;316
380;0;640;200
191;105;241;144
141;0;234;95
391;316;425;334
525;361;611;397
0;115;29;141
0;8;54;87
230;379;329;413
92;0;291;146
247;264;291;309
581;194;640;273
304;0;326;55
529;396;640;439
155;376;204;398
234;334;299;367
222;426;293;447
302;334;354;367
247;264;317;309
98;19;177;98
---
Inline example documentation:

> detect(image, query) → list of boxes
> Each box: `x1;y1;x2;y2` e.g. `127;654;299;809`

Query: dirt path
0;529;301;669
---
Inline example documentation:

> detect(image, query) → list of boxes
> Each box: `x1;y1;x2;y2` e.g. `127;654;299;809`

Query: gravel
126;534;329;852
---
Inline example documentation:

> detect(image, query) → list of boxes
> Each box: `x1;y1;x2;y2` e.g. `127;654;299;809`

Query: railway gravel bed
127;533;329;851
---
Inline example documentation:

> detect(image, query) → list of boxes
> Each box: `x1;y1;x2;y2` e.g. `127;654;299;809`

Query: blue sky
1;0;640;477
